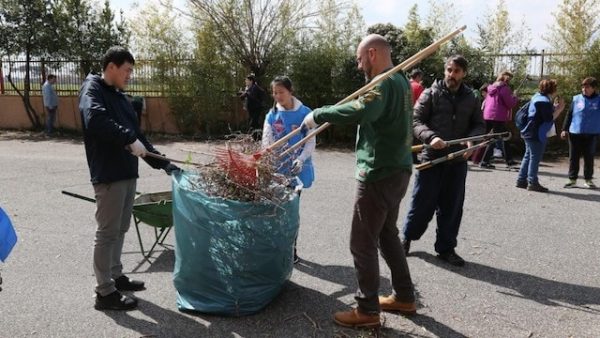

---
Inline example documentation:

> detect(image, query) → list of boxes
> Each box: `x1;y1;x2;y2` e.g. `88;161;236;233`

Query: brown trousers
350;170;415;313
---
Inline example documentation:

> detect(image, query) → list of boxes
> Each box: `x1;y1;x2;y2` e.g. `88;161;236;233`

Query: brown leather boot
333;308;380;328
378;295;417;315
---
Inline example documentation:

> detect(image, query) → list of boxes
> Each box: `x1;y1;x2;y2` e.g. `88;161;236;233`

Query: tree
425;0;461;40
186;0;319;80
545;0;600;93
56;0;131;75
0;0;62;128
476;0;532;84
401;5;442;86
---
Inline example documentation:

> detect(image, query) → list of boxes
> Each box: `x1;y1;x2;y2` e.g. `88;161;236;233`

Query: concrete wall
0;95;181;133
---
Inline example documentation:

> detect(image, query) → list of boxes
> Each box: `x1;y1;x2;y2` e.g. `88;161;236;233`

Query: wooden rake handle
279;25;468;158
415;139;495;171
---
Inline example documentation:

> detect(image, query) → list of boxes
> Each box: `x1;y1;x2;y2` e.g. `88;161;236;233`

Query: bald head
356;34;393;81
358;34;392;54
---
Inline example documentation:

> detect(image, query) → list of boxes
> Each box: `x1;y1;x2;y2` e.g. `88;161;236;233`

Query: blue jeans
518;138;546;184
402;161;467;254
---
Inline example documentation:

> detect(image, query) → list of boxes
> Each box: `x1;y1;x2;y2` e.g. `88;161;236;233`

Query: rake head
214;147;259;188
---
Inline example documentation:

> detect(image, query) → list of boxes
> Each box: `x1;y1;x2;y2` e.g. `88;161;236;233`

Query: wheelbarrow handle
411;131;511;152
415;139;495;171
61;190;96;203
279;25;468;158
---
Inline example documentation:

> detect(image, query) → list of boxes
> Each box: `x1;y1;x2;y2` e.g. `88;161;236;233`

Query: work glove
127;139;148;157
302;112;318;129
291;159;303;175
163;163;181;176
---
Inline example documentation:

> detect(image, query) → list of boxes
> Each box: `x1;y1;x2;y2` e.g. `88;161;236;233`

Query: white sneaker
584;180;597;189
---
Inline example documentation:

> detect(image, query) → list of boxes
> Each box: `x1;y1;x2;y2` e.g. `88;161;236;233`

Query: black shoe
402;239;411;256
527;182;549;192
479;163;496;169
506;160;518;167
516;180;527;189
94;291;138;311
115;275;145;291
437;250;465;267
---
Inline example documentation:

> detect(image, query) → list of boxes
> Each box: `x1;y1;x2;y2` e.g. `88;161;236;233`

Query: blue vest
266;104;315;188
569;94;600;134
0;207;17;262
524;93;554;142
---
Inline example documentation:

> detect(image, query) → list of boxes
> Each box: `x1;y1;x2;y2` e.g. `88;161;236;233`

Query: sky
108;0;560;51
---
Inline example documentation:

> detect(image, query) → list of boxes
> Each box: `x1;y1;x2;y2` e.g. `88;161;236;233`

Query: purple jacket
483;82;518;122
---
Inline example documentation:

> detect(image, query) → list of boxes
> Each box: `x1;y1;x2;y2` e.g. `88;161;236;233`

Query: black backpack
515;101;531;131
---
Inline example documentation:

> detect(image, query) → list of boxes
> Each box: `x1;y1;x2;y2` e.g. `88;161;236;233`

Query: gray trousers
93;179;136;296
351;170;415;314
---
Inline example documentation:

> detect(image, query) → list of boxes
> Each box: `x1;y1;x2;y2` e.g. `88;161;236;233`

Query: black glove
163;163;181;176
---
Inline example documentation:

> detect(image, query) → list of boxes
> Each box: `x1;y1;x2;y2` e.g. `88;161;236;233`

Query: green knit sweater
313;72;413;182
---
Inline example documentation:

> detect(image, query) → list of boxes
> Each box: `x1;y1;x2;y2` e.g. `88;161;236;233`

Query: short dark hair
445;55;468;72
582;77;598;88
246;74;256;83
271;75;293;92
409;69;423;79
538;78;558;95
47;74;56;80
102;46;135;71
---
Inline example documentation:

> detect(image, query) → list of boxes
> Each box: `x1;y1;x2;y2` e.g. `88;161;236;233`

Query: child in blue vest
561;77;600;189
261;76;315;263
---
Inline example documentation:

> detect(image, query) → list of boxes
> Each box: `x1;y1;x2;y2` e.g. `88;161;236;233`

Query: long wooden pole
279;25;467;158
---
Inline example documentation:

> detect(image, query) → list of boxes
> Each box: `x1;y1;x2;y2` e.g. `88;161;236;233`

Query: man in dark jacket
402;55;485;267
79;46;178;311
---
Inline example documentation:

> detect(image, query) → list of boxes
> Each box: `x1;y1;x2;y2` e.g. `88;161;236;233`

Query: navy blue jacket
79;74;168;184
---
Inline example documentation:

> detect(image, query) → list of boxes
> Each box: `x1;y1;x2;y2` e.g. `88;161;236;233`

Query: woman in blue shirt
560;77;600;189
516;79;565;192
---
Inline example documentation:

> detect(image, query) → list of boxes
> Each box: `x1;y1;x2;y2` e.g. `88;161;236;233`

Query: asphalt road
1;131;599;338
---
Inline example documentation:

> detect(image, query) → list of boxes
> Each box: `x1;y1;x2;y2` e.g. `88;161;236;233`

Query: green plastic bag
172;171;299;316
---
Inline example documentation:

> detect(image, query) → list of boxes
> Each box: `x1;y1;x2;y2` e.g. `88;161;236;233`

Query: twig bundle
186;134;297;205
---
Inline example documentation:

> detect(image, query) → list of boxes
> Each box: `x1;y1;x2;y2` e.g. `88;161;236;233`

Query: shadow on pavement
411;251;600;314
546;189;600;202
105;298;211;337
297;260;465;337
407;314;468;338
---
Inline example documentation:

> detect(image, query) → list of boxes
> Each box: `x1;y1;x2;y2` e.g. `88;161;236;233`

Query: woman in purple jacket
480;71;519;168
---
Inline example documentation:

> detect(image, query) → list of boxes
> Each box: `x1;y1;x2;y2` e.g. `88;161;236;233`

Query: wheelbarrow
61;190;173;262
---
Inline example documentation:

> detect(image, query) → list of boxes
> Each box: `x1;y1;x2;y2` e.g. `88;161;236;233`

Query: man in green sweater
302;34;416;328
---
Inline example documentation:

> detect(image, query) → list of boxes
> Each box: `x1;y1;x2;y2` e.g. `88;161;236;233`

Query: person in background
480;71;519;169
470;83;490;165
402;55;485;267
42;74;59;135
262;75;315;264
516;79;565;192
302;34;417;328
79;46;179;311
240;74;266;140
409;69;425;164
409;69;425;105
561;77;600;189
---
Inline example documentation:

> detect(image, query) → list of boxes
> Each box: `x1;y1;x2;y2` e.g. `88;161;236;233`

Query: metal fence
0;58;194;96
0;52;580;96
489;50;577;79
